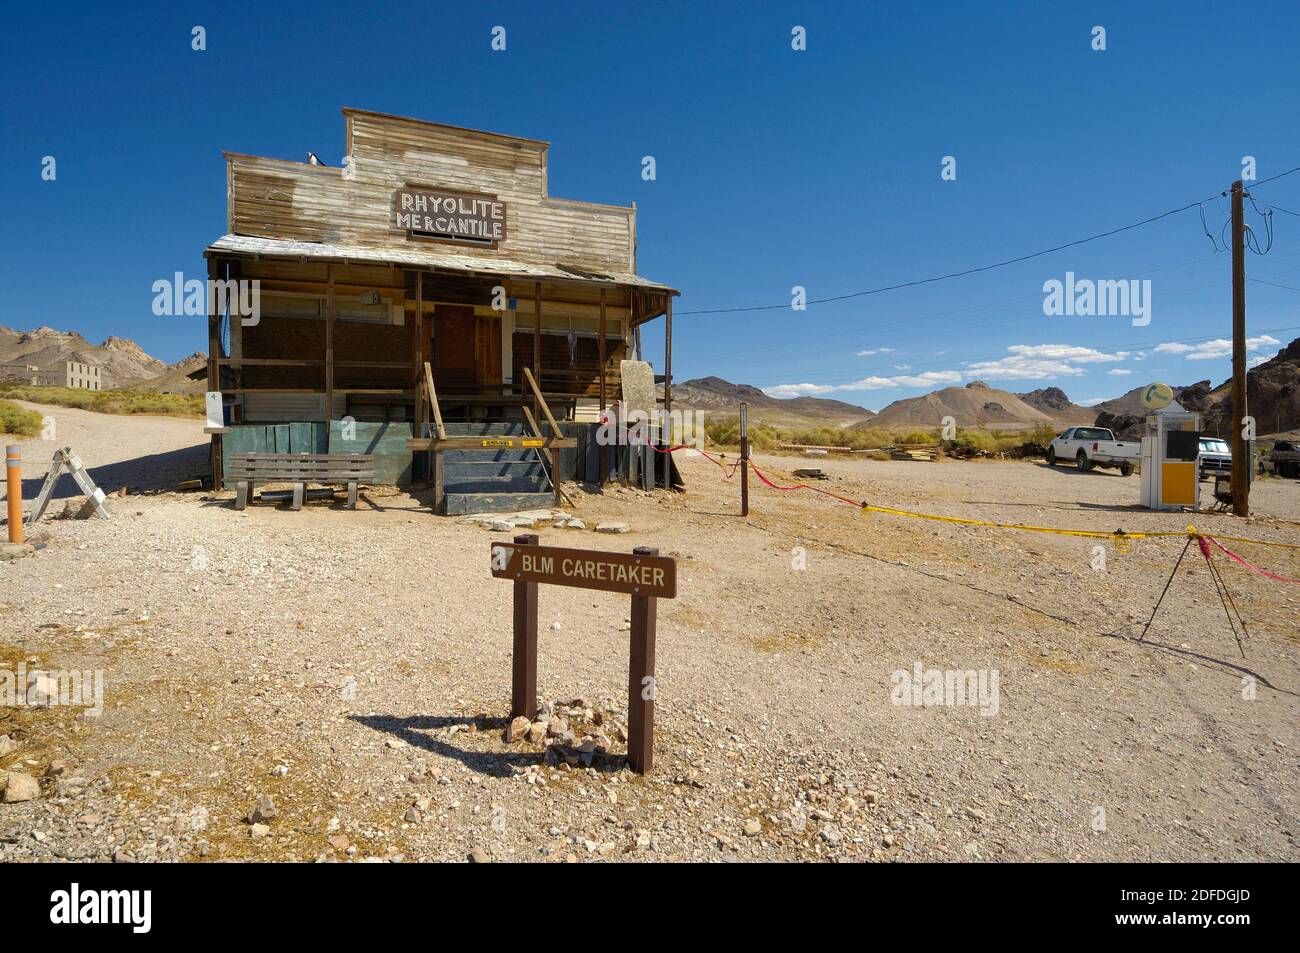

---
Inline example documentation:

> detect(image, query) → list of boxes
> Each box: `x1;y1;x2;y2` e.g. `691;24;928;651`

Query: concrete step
445;491;556;515
440;447;539;464
443;475;548;494
443;461;544;480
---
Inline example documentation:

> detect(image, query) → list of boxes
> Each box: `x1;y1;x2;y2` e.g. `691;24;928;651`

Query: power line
678;198;1217;315
679;167;1300;318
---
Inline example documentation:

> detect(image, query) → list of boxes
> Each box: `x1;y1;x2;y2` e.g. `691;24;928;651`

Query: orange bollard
6;445;22;544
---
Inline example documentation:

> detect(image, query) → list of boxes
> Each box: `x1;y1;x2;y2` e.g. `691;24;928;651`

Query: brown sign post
491;535;677;774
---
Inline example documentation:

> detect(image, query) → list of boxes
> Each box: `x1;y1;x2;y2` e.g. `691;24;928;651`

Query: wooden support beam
325;263;335;421
207;257;224;491
599;287;607;482
423;361;447;440
533;281;542;415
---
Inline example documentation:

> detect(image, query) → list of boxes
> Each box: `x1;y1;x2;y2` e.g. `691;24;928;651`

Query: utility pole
739;402;750;517
1230;180;1250;517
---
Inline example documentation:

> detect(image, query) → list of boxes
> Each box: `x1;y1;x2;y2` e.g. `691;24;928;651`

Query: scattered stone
526;722;547;745
547;717;570;738
403;805;422;823
506;716;531;743
595;521;630;534
245;795;277;824
45;760;67;778
112;850;136;863
743;818;762;837
271;764;289;777
2;771;40;803
0;735;18;756
249;823;271;839
469;846;490;863
0;542;35;561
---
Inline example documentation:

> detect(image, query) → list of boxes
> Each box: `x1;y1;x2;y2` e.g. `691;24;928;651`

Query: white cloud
764;370;962;397
1107;368;1132;376
892;363;912;370
1248;354;1270;368
1154;335;1279;361
963;343;1128;381
856;347;895;356
1078;397;1109;407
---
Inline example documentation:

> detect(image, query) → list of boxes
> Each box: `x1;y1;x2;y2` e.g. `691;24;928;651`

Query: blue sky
3;1;1299;410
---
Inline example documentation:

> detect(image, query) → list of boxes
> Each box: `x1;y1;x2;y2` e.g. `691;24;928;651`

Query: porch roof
205;234;677;295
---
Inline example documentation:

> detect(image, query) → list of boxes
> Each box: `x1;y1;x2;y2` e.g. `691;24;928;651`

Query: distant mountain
0;326;168;387
666;376;875;429
863;380;1056;431
1095;336;1300;439
1016;386;1097;425
127;352;208;395
1091;381;1211;418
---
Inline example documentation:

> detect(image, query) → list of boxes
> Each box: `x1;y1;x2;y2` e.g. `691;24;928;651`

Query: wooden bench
228;453;375;511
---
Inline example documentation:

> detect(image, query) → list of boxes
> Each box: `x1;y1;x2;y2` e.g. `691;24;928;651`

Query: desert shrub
0;385;203;418
0;399;44;437
704;416;782;451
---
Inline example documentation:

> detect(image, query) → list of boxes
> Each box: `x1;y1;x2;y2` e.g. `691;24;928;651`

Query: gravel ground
2;409;1298;862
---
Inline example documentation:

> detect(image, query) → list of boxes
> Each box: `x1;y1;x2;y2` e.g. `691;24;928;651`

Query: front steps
440;422;556;515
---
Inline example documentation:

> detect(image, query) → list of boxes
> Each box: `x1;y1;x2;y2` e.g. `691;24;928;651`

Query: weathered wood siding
227;110;636;274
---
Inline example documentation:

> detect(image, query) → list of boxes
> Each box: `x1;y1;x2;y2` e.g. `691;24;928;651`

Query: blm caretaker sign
394;186;507;243
490;542;676;598
492;536;677;773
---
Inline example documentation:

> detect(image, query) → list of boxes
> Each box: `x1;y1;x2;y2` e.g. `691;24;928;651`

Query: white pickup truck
1046;426;1140;476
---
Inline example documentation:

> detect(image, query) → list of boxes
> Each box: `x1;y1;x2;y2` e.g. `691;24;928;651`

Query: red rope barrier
1204;535;1300;584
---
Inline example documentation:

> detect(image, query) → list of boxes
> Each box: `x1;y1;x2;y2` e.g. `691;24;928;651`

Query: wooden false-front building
204;108;679;512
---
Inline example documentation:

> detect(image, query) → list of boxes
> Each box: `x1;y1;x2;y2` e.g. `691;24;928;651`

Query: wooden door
432;305;477;390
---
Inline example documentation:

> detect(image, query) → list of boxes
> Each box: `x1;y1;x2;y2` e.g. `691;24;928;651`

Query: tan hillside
1015;386;1097;426
128;352;208;395
863;381;1054;431
663;376;875;429
0;326;167;387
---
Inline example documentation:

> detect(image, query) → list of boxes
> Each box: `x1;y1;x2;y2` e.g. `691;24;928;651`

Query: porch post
325;263;336;422
599;287;607;481
533;281;542;421
663;293;672;489
207;256;223;491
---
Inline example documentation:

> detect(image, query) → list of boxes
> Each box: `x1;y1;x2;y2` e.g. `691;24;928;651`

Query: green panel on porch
221;423;328;481
329;420;413;484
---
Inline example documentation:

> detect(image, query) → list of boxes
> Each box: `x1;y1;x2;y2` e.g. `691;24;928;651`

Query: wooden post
325;263;336;424
511;533;539;720
207;257;224;491
533;282;542;420
6;446;22;544
1230;180;1250;517
740;401;750;517
662;294;673;490
599;287;607;483
627;545;658;774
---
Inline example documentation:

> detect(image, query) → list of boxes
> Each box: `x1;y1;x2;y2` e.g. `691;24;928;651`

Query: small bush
0;398;44;437
0;385;203;418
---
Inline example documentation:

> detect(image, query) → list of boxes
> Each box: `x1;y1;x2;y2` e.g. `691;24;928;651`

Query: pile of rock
504;697;626;768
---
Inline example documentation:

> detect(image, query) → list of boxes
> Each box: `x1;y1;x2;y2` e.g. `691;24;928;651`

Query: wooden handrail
521;366;562;436
423;361;447;440
522;405;575;508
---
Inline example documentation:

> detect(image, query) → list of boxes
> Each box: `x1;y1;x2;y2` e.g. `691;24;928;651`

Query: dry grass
0;385;203;418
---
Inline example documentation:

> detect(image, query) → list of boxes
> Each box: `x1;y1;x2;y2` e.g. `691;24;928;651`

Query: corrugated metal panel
243;393;346;422
206;234;674;292
329;420;413;484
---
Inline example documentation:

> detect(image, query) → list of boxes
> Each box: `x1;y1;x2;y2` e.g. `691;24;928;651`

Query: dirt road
2;400;208;503
2;429;1297;862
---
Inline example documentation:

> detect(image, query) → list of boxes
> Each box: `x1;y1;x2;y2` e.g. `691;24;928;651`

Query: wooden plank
325;263;335;421
330;420;414;483
405;436;576;451
423;361;447;440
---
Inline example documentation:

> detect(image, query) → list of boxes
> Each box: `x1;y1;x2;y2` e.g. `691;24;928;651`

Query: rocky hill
127;353;209;395
1093;336;1299;439
0;326;168;388
862;381;1057;431
666;376;875;429
1015;386;1097;426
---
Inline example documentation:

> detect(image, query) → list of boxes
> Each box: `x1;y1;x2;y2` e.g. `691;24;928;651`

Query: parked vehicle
1263;440;1300;479
1198;436;1232;480
1046;426;1140;476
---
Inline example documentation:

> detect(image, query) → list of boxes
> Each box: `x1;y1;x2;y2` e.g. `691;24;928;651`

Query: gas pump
1140;404;1201;510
